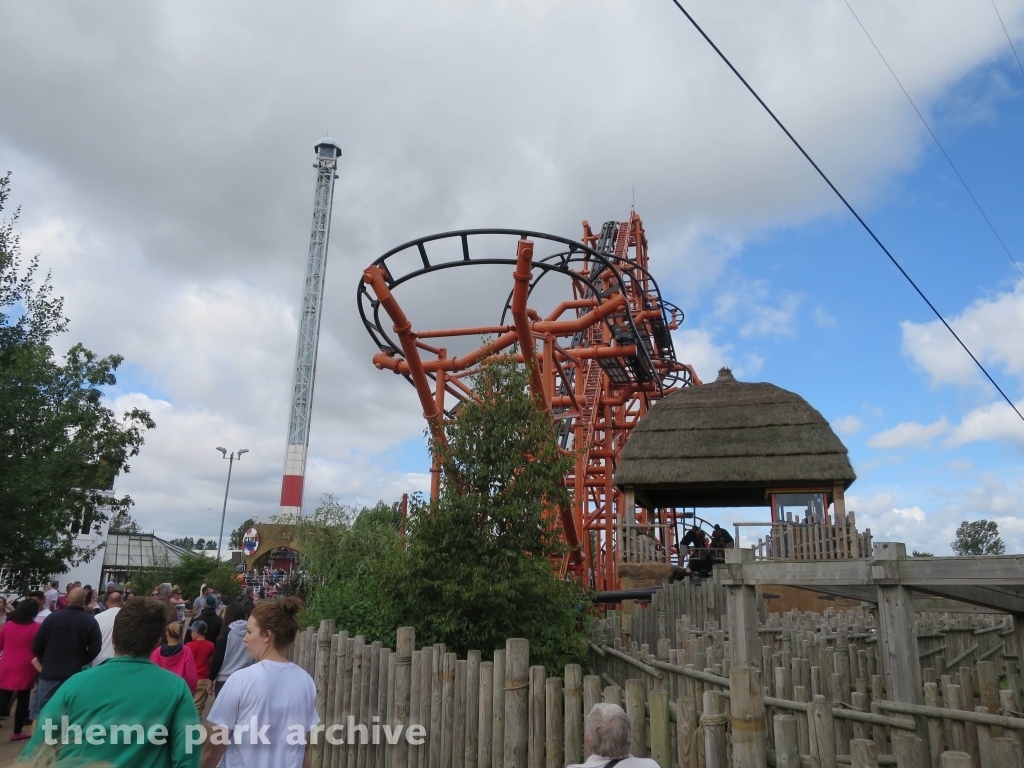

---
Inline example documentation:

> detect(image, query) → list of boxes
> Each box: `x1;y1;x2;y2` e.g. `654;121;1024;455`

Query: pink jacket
0;620;41;691
150;642;197;693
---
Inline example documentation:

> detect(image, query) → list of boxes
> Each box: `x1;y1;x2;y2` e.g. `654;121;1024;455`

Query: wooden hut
616;367;856;521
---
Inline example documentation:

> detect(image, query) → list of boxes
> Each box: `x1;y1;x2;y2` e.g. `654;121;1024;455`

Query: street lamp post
216;447;248;563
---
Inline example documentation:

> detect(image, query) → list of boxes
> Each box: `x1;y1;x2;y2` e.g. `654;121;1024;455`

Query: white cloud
671;328;730;384
832;415;864;435
944;400;1024;448
814;307;836;328
901;280;1024;388
867;417;949;449
739;292;803;339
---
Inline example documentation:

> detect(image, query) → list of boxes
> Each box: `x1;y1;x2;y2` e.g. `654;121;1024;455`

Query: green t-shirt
23;655;200;768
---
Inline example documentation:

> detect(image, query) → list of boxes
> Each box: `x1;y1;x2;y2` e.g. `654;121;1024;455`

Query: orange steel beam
511;239;547;407
363;266;440;430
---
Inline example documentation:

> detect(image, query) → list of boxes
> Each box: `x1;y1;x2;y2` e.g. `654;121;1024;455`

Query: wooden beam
898;555;1024;585
873;543;923;706
725;548;762;672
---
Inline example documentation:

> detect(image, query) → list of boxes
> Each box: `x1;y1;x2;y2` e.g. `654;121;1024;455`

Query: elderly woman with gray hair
568;703;661;768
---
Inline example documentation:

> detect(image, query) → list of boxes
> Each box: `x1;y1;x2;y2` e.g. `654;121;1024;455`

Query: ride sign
241;527;260;556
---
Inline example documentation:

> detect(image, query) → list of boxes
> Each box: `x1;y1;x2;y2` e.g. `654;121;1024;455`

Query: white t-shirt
35;607;51;624
92;606;120;665
207;659;319;768
569;754;661;768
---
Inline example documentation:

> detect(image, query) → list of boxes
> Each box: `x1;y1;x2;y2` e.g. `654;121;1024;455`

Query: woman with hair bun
203;596;319;768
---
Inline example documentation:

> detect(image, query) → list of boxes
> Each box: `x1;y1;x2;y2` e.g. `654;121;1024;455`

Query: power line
990;0;1024;79
842;0;1024;281
665;0;1024;424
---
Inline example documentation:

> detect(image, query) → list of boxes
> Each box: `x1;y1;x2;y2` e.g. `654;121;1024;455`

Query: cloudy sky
3;0;1024;555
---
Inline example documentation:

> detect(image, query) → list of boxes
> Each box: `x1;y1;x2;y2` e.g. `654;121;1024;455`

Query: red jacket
0;621;40;691
150;643;197;693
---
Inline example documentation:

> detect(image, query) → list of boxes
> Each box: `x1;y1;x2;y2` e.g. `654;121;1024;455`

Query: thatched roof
615;368;856;508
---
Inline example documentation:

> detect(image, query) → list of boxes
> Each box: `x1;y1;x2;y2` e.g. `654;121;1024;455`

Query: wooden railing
753;511;872;561
620;523;675;564
587;605;1023;768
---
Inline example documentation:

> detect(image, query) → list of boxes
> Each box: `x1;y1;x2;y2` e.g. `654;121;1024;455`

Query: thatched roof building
616;368;856;509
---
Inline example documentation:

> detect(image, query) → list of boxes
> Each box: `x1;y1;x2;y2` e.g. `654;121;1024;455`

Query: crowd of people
0;578;318;767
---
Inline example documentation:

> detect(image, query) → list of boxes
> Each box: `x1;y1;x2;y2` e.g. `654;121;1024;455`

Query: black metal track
355;228;689;399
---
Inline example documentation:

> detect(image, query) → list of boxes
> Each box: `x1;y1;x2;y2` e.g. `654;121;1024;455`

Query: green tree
0;173;155;592
169;536;197;550
108;509;143;534
131;552;241;604
229;518;256;549
911;550;934;558
951;520;1005;556
294;496;407;645
404;354;588;672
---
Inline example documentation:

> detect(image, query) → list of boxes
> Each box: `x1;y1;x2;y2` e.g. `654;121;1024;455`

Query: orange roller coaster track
357;213;702;590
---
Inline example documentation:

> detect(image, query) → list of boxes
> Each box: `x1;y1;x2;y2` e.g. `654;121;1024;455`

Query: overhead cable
989;0;1024;79
842;0;1024;281
665;0;1024;424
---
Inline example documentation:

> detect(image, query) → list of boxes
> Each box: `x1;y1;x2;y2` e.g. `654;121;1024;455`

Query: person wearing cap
189;594;222;647
187;621;216;714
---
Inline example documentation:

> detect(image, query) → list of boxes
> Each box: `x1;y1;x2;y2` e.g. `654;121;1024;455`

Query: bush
294;497;407;646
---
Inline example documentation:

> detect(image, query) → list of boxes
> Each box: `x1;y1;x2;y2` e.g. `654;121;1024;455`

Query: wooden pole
650;689;671;768
467;652;481;768
347;636;365;768
479;661;494;768
851;738;879;768
730;666;767;768
410;650;423;768
625;679;648;758
384;652;396;768
333;633;352;768
940;753;973;768
584;676;603;759
545;677;563;768
892;731;926;768
990;738;1024;768
504;639;530;768
702;690;727;768
443;653;456;768
564;664;583;766
678;697;699;768
810;695;838;768
774;715;800;768
430;647;443;768
395;628;415;768
454;660;468;768
325;633;341;768
312;621;335;768
528;666;545;768
377;648;391;768
419;646;434;768
725;549;761;671
492;650;506;768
